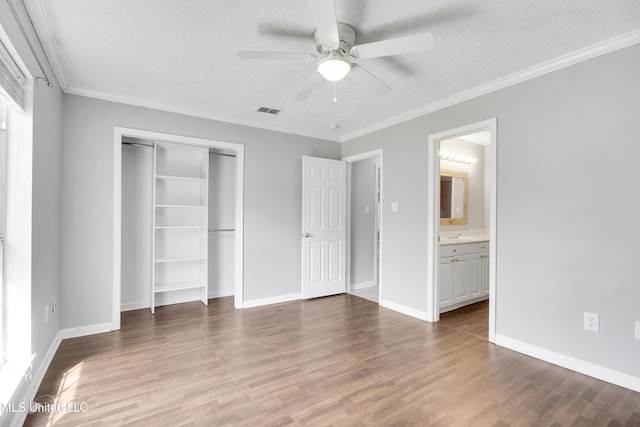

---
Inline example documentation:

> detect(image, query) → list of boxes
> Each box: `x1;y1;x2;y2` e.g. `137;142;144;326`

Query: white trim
495;334;640;393
113;127;245;327
427;119;497;344
242;293;300;309
350;281;375;290
120;302;146;312
21;9;640;145
69;86;342;143
58;323;112;340
23;0;68;89
2;321;113;427
342;149;384;163
380;299;429;321
113;129;122;330
208;290;234;299
233;146;245;309
342;29;640;142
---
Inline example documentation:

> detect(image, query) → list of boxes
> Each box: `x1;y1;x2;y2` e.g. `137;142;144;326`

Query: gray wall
121;144;153;310
350;156;379;286
343;44;640;378
0;0;63;420
60;95;341;328
208;152;236;297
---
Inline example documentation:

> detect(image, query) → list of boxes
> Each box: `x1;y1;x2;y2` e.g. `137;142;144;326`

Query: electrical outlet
44;304;50;324
584;312;599;333
635;321;640;340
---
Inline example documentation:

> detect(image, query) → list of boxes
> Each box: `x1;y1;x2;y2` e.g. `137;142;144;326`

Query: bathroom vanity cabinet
439;241;489;312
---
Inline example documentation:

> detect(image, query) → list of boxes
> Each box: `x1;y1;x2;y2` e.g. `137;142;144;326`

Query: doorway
113;127;244;330
344;150;383;304
427;119;497;342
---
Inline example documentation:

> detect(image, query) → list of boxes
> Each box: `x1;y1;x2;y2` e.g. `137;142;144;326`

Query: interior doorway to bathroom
427;119;497;342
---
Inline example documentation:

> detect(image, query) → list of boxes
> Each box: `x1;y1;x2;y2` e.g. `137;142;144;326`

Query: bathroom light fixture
439;150;477;164
317;55;351;82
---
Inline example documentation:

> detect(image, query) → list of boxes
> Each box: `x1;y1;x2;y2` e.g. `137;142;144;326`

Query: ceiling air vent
257;107;281;115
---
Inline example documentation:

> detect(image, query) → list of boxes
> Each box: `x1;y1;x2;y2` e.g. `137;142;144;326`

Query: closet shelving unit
151;141;209;314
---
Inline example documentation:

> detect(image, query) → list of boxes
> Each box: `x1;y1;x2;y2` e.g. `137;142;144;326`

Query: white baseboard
495;334;640;393
58;322;113;340
380;299;429;321
208;289;234;299
121;292;234;312
121;301;147;312
350;281;375;290
2;321;112;427
242;293;300;309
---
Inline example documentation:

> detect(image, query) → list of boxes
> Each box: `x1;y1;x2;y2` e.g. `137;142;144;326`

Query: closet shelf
151;141;209;314
154;256;207;263
155;204;207;209
155;174;208;182
154;281;206;293
155;225;207;230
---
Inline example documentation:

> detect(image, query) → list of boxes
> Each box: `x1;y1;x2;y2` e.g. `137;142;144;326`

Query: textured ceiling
25;0;640;142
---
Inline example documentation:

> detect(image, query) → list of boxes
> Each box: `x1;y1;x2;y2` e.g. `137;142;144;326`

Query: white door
301;156;347;299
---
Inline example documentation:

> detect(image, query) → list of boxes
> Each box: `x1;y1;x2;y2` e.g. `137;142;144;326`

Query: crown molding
23;0;69;89
65;85;343;143
340;28;640;142
22;0;640;145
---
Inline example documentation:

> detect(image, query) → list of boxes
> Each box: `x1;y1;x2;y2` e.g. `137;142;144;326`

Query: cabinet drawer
439;241;489;257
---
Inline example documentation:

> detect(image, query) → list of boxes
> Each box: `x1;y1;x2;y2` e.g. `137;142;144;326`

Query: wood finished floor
439;300;489;340
24;295;640;426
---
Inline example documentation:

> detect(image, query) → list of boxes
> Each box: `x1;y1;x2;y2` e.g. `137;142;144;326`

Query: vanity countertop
440;236;489;246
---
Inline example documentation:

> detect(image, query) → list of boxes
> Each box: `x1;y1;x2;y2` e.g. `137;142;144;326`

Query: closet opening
114;128;244;329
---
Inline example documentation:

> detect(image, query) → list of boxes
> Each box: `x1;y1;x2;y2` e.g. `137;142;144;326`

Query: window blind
0;39;25;111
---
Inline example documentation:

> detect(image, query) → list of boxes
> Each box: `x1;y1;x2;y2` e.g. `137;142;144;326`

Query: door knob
303;233;311;238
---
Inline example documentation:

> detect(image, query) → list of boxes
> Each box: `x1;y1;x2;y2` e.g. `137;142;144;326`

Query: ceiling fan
238;0;434;100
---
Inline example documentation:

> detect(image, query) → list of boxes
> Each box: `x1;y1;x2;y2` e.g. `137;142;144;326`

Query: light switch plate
391;202;399;212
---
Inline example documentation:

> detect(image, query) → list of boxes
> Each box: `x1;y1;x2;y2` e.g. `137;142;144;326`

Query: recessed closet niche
121;138;236;313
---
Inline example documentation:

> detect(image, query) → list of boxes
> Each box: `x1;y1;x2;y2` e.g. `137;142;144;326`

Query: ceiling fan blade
308;0;340;48
350;33;434;59
293;72;325;100
238;51;316;60
258;23;315;40
349;64;391;96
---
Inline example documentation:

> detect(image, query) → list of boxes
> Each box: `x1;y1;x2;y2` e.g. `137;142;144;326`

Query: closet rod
208;229;235;232
7;0;54;88
210;152;236;158
122;141;153;147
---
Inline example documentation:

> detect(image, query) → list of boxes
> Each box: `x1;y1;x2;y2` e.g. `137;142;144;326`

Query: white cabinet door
481;252;490;296
439;256;454;307
453;255;471;303
301;156;347;299
468;253;483;299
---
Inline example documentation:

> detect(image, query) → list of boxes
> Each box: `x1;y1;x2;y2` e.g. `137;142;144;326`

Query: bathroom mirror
440;169;468;225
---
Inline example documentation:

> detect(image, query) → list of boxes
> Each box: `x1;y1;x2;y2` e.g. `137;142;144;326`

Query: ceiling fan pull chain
333;81;338;103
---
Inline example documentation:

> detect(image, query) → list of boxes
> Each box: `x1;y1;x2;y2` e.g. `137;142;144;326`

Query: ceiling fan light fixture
317;55;351;82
